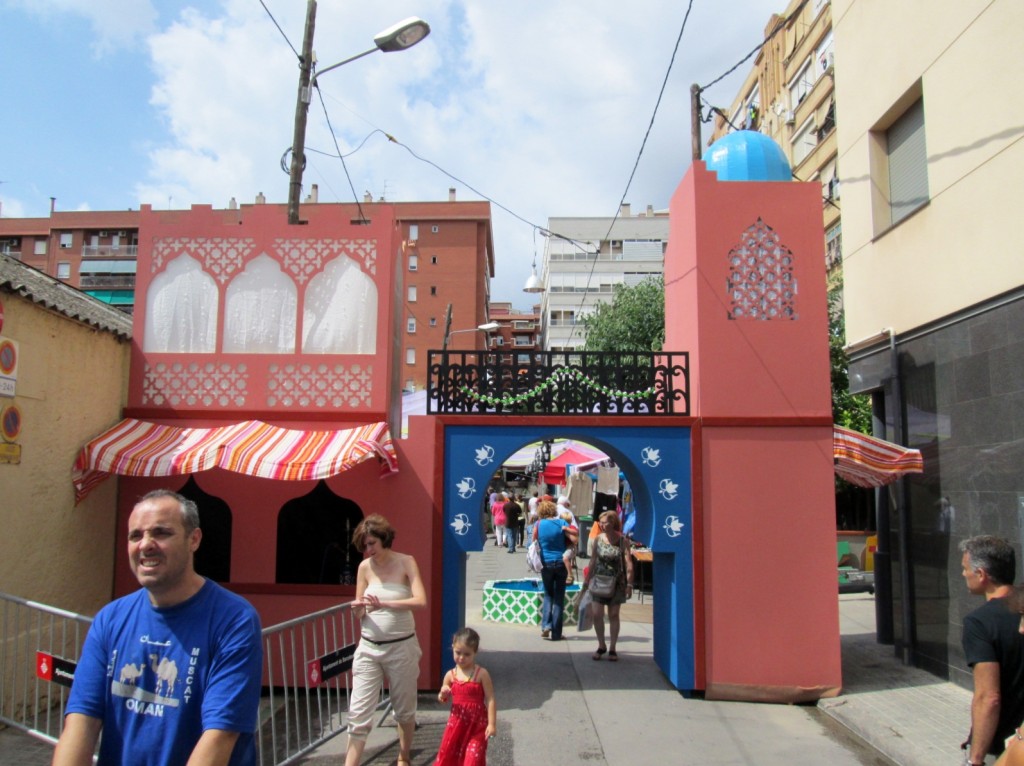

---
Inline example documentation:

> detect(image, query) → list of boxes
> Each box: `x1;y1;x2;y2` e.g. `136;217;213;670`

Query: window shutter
887;99;929;225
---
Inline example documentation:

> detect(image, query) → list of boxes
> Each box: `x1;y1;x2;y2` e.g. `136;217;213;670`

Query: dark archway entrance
441;421;696;690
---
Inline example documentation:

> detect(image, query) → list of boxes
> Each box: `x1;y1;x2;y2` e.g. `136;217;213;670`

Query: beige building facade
834;0;1024;685
0;256;132;613
709;0;840;272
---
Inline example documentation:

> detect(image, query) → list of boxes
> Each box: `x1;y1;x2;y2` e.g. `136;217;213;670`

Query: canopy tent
540;444;610;487
498;440;606;471
833;425;923;488
72;418;398;503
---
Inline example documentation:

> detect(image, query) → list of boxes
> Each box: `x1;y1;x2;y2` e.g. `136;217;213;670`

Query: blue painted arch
441;423;695;690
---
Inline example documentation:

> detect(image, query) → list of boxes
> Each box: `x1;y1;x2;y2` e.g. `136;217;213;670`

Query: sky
0;0;785;305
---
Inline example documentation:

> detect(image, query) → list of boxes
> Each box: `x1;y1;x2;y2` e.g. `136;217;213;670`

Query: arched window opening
276;482;363;584
178;476;232;582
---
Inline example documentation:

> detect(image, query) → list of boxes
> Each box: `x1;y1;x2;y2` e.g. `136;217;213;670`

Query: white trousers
346;635;422;740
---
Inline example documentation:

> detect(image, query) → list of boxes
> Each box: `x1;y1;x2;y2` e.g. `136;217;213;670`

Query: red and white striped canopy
72;418;398;503
833;425;923;488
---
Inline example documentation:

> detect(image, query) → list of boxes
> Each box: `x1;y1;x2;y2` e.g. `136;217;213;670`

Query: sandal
592;647;607;661
608;650;618;662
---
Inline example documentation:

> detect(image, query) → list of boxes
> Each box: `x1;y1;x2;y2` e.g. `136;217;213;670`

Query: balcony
79;274;136;288
427;349;689;416
0;250;22;261
81;245;138;257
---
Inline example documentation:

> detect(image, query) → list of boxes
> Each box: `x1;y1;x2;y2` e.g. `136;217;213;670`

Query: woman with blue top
532;499;579;641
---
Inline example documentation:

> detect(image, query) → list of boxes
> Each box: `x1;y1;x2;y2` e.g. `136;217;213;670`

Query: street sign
0;337;16;397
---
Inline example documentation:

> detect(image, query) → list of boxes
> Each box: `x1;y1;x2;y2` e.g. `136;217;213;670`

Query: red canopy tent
539;445;608;487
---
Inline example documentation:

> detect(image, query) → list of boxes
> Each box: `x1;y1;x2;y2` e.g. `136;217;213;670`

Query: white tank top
360;582;415;641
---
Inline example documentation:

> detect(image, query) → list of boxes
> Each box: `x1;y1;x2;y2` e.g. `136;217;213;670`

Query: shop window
179;477;232;583
276;482;363;585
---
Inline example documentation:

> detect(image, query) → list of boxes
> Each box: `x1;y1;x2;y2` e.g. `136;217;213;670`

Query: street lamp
443;321;500;350
288;5;430;225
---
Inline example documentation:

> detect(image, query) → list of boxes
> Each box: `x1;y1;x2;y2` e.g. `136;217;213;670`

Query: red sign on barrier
37;651;77;688
306;643;356;687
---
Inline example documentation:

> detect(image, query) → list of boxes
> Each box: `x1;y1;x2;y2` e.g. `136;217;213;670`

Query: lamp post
287;3;430;225
443;321;500;351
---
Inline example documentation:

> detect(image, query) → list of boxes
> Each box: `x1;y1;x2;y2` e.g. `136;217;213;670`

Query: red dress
434;667;489;766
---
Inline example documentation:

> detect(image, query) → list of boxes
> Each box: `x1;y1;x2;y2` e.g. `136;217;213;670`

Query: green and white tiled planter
482;579;580;626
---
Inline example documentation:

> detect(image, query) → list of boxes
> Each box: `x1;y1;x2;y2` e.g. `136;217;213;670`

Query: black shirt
963;596;1024;754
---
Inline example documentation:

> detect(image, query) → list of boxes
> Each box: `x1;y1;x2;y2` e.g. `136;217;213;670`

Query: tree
581;276;665;352
829;278;872;433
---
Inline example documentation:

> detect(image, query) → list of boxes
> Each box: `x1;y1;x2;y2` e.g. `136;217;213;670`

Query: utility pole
690;83;702;161
288;0;317;225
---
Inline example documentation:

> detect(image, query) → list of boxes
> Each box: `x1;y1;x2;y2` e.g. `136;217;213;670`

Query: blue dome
703;130;791;182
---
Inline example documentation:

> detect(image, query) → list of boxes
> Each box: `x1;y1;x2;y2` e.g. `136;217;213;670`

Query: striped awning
73;419;398;503
833;425;923;488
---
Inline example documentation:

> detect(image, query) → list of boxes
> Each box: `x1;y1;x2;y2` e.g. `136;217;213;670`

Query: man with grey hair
959;535;1024;765
54;490;262;766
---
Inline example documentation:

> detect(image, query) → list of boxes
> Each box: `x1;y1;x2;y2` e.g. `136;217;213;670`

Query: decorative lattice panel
266;363;373;408
273;239;378;284
152;238;257;283
142;362;250;407
726;218;798;320
481;580;579;626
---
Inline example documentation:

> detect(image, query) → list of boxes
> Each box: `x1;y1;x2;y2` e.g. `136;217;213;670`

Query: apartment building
487;301;540;361
0;211;140;312
0;189;493;391
709;0;840;274
540;205;669;350
833;0;1024;685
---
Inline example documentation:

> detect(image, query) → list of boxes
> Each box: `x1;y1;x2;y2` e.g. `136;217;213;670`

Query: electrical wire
312;84;368;223
257;0;301;61
698;0;809;92
565;0;696;344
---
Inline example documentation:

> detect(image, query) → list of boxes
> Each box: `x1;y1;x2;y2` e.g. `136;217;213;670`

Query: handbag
589;573;617;598
527;540;544;573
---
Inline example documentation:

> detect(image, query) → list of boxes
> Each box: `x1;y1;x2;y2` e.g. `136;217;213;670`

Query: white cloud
130;0;782;302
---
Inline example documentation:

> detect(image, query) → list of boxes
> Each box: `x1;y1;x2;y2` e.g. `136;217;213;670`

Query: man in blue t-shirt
53;490;263;766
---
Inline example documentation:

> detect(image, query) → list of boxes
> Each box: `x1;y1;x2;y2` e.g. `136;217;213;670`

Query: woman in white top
346;514;427;766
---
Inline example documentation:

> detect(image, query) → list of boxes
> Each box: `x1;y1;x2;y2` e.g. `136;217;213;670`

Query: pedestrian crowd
50;487;1024;766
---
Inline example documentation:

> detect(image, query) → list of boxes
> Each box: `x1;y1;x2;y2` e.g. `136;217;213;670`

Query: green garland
457;366;655;407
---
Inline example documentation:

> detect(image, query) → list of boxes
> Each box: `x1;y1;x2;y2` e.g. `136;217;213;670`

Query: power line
566;0;696;345
256;0;301;61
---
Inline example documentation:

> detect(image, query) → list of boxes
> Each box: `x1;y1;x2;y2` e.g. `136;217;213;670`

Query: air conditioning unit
784;111;796;125
98;230;109;237
117;230;127;237
821;51;834;72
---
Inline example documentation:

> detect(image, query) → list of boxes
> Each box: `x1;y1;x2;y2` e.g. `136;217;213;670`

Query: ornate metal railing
427;350;689;416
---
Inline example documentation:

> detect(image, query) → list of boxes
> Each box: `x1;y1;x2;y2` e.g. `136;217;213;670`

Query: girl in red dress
434;628;496;766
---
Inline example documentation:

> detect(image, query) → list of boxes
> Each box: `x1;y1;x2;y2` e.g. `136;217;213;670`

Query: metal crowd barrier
0;591;92;745
0;591;383;766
